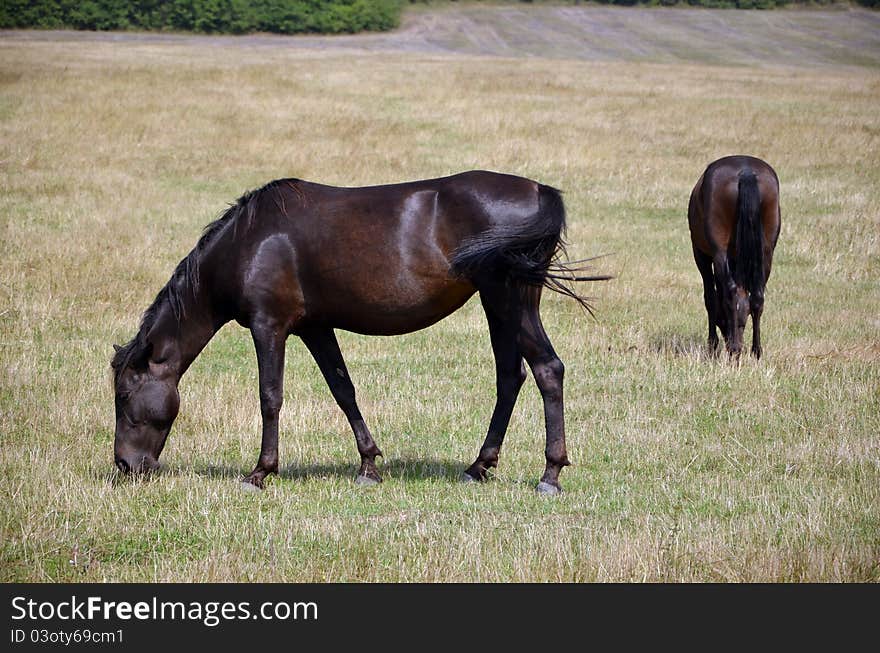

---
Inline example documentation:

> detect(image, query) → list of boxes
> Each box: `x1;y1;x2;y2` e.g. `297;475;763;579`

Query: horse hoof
461;472;480;483
239;481;262;493
355;474;380;487
535;481;561;496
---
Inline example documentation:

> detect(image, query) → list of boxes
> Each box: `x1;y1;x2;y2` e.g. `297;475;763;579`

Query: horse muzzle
114;452;159;475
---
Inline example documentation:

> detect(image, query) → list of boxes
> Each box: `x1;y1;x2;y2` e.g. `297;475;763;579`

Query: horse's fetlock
479;446;500;467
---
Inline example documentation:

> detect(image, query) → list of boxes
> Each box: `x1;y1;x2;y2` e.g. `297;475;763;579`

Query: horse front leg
243;320;287;489
463;293;526;482
300;328;383;485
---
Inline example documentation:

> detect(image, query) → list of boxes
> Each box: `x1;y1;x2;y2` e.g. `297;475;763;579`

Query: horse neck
147;285;222;381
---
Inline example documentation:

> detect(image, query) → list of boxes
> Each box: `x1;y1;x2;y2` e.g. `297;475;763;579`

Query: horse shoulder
240;231;306;328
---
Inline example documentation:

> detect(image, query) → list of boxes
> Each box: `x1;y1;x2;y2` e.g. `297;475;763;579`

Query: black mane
111;179;298;380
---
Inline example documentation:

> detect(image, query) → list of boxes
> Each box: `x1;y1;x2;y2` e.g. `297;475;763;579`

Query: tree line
0;1;403;34
1;0;873;35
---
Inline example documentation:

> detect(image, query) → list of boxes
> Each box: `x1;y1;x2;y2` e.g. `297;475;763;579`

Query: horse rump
449;185;609;313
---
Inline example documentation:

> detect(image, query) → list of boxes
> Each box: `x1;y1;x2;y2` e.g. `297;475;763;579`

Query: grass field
1;7;879;582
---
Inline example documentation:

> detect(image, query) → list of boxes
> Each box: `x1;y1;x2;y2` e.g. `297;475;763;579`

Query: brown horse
688;155;781;358
111;171;607;494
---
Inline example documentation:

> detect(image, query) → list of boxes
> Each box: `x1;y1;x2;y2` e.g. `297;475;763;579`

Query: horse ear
111;343;126;370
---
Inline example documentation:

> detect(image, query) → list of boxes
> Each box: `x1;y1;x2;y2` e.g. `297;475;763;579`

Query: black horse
111;171;607;494
688;156;781;358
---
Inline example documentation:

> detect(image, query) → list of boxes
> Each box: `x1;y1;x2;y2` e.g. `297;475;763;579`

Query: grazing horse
111;171;607;494
688;155;781;358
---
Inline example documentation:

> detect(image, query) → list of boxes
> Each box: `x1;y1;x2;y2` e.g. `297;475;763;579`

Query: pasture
1;7;878;581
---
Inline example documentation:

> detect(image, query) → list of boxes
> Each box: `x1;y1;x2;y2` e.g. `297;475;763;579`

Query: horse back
215;171;544;335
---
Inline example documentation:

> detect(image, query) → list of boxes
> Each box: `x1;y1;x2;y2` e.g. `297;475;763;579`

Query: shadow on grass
192;456;466;484
88;464;158;487
650;331;716;359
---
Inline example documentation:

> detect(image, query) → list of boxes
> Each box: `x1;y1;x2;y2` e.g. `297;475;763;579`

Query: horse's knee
751;291;765;316
532;357;564;400
259;387;283;417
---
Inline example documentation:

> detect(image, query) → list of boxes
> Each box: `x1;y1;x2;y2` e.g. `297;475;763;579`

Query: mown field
1;8;878;581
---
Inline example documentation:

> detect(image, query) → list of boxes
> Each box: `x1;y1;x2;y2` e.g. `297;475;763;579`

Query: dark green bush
0;0;404;34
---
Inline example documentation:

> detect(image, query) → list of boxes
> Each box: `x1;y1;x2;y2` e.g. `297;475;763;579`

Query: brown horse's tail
734;169;765;296
450;185;610;314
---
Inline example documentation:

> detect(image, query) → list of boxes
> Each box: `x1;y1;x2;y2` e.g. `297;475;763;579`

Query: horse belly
297;188;482;334
307;265;477;336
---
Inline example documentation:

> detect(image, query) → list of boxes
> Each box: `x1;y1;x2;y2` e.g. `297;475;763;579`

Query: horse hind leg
300;328;383;485
468;284;567;494
517;287;569;495
463;292;527;482
693;248;719;352
750;290;764;359
751;246;774;359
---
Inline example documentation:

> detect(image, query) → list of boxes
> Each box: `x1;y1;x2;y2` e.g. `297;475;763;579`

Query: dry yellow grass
1;18;878;581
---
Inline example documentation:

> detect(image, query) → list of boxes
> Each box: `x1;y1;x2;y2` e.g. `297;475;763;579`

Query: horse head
722;284;750;358
111;340;180;475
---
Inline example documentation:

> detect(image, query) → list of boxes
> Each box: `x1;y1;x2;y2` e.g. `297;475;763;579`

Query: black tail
450;185;610;314
734;169;765;295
